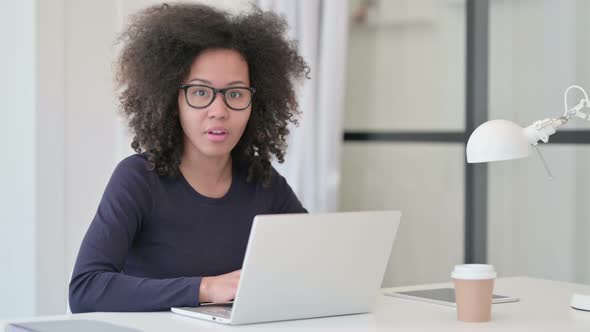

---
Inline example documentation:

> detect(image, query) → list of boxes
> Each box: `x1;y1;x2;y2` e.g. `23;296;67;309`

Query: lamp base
571;293;590;311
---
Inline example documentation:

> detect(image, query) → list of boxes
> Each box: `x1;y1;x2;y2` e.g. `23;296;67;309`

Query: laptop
171;210;401;325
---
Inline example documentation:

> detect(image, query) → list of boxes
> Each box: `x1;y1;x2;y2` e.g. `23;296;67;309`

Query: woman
69;3;308;313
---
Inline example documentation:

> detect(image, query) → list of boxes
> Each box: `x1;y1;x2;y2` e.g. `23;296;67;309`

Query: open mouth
205;128;229;142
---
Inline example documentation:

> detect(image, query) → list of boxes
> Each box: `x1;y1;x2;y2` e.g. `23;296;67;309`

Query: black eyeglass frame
179;84;256;111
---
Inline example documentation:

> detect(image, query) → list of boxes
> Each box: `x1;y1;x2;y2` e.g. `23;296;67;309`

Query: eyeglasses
179;84;256;111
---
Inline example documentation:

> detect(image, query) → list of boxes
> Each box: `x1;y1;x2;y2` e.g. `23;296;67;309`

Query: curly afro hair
116;2;309;187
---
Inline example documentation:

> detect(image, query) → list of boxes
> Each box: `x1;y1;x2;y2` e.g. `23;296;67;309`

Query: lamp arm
524;117;568;144
564;99;590;121
563;85;590;119
524;85;590;145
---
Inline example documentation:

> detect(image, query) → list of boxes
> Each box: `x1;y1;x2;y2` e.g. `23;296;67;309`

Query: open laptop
171;210;401;325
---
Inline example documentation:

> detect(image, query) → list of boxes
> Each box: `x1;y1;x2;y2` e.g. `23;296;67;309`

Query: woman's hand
199;269;241;303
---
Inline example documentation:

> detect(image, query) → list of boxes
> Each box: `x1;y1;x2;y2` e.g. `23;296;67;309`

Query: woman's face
178;49;252;160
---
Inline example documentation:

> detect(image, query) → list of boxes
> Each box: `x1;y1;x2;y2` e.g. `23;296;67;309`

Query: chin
200;145;232;158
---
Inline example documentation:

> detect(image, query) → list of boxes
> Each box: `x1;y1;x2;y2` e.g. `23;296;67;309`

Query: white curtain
257;0;349;212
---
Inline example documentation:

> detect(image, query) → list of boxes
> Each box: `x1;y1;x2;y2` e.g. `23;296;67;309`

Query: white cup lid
451;264;497;280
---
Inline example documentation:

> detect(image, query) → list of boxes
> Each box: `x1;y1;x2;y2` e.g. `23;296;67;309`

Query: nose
207;92;229;119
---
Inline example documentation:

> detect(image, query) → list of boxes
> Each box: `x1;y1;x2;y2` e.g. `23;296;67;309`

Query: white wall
344;0;465;132
340;143;465;287
35;0;67;315
0;0;36;318
573;0;590;285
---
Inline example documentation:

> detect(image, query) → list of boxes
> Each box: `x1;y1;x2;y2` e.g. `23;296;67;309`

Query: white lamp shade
466;119;533;163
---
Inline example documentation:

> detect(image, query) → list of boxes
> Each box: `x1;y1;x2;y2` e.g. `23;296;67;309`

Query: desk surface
3;277;590;331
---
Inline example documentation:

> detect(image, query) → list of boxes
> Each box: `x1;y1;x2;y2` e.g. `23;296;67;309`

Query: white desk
3;277;590;331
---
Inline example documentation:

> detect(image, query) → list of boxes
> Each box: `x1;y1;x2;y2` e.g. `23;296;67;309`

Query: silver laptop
171;210;401;325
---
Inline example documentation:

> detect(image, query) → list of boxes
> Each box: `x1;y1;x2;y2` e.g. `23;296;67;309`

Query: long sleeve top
69;154;306;313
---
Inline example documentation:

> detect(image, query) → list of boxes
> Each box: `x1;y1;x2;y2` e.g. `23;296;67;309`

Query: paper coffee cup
451;264;497;323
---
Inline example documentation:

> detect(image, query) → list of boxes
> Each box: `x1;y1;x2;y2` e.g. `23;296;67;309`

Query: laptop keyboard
196;304;233;319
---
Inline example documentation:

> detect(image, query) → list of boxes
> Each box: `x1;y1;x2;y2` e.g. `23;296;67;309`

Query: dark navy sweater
69;154;306;313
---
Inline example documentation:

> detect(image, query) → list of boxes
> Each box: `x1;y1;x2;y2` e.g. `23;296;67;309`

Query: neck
180;144;232;186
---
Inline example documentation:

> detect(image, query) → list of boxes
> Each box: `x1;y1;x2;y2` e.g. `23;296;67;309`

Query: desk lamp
466;85;590;311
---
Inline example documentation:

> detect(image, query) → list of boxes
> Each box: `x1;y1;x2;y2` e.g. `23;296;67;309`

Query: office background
1;0;589;320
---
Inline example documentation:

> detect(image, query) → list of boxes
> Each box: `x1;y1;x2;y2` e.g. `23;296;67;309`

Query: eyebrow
188;78;248;86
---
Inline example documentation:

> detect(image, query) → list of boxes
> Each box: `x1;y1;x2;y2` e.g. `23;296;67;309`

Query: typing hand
199;269;241;304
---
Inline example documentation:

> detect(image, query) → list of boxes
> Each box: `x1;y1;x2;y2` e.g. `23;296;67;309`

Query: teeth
210;130;225;134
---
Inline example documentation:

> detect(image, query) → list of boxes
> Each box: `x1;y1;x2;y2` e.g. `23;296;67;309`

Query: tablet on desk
384;288;519;307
